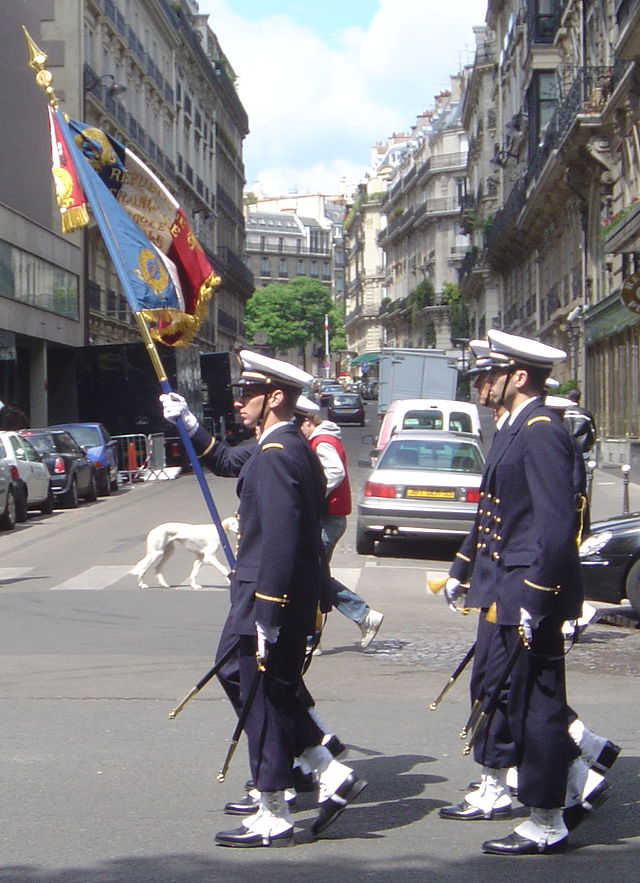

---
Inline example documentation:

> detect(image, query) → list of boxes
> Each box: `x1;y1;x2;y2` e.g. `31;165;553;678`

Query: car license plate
405;487;455;499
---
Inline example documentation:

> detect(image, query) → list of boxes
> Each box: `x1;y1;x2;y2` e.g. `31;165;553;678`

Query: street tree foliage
442;281;470;340
245;278;333;353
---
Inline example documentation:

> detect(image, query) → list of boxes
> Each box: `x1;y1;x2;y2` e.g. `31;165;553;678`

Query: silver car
356;430;484;554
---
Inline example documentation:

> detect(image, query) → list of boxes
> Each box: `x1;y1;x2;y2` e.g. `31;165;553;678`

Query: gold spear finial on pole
22;26;58;107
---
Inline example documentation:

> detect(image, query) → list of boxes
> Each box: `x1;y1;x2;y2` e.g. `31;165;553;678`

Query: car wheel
99;473;111;496
356;524;376;555
84;472;98;502
61;477;79;509
109;472;119;492
40;488;55;515
0;489;17;530
625;559;640;617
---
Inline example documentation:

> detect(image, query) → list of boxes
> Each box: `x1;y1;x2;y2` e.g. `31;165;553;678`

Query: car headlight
579;530;613;558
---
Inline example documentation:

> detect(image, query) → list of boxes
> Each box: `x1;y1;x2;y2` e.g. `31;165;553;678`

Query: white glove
256;622;280;661
444;577;466;613
159;392;199;436
520;607;544;643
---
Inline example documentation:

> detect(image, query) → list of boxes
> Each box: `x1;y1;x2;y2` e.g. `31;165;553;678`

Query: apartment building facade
1;0;251;424
460;0;640;458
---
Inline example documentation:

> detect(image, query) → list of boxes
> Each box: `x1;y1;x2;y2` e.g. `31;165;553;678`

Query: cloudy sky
198;1;488;196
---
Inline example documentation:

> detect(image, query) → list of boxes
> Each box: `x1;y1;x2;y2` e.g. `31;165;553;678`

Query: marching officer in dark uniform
161;351;366;847
439;330;585;855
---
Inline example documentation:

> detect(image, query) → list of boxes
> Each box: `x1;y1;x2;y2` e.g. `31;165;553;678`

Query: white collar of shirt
496;411;509;430
508;395;540;425
259;421;288;444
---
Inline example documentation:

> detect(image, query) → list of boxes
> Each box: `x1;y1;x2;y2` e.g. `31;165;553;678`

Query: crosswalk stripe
51;566;133;590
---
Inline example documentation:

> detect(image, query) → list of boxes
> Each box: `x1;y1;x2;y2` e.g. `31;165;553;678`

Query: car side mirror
361;434;375;445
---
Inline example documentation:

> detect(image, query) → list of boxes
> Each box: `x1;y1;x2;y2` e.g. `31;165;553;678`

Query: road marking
51;566;133;590
0;567;33;582
331;568;361;590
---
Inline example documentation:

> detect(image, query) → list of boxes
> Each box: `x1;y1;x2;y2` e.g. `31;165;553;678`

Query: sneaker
359;609;384;649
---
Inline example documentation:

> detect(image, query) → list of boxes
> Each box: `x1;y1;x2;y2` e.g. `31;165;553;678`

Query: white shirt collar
259;421;289;444
508;395;540;425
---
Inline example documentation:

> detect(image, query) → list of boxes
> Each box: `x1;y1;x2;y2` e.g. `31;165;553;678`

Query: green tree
442;281;469;340
245;278;332;353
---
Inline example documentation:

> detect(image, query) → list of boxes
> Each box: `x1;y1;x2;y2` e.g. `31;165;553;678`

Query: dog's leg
205;553;233;582
188;556;203;590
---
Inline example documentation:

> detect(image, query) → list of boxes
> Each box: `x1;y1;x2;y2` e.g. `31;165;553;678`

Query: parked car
327;392;366;426
356;430;485;555
0;450;18;530
20;429;97;508
49;422;118;495
0;430;53;519
579;512;640;616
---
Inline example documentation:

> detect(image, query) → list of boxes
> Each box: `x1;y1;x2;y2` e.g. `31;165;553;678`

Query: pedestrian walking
296;400;384;650
161;351;367;847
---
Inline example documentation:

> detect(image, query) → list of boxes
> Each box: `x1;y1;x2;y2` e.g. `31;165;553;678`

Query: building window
527;69;559;155
279;259;288;277
310;261;318;278
297;260;305;276
322;262;331;281
260;257;271;276
278;237;284;253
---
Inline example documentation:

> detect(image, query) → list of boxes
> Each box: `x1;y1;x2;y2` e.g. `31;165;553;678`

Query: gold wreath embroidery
52;166;74;208
74;126;117;171
135;248;171;297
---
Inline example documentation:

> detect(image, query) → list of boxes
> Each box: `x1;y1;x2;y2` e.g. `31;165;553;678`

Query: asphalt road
0;403;638;882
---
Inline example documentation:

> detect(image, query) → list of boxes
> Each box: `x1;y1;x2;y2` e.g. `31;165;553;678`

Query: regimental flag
53;113;221;346
48;106;89;232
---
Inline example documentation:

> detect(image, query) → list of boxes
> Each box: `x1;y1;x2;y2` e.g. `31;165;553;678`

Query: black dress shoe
482;831;568;855
215;825;294;848
563;780;611;831
595;741;621;772
439;799;512;821
311;772;367;836
225;793;297;816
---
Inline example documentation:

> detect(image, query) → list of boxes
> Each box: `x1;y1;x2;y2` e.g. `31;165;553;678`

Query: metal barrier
112;433;149;484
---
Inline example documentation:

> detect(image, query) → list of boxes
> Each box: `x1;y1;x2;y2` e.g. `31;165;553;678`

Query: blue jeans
322;514;369;624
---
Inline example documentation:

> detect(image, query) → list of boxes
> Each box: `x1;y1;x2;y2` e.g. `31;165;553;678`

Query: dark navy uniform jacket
191;421;327;638
450;398;584;626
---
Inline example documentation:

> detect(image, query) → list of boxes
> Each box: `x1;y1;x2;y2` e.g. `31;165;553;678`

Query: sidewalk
590;465;640;522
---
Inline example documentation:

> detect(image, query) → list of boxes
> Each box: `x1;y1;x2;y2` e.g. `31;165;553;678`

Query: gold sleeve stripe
524;578;559;592
255;592;289;603
456;551;471;562
262;442;284;450
198;438;215;458
527;415;551;426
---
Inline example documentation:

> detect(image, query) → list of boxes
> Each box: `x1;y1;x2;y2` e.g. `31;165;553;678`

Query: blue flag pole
54;109;236;571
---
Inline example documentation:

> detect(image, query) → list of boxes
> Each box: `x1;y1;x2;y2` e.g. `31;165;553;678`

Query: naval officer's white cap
294;394;320;415
466;338;510;375
237;350;314;391
487;329;567;368
545;377;561;389
545;394;574;410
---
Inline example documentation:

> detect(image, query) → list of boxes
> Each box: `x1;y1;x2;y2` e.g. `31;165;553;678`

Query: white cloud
199;0;487;195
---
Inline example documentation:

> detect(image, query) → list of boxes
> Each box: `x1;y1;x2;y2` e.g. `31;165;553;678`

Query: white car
0;454;17;530
0;430;54;519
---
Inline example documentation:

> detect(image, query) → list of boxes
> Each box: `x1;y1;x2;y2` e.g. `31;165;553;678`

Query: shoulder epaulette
527;415;551;426
262;442;284;451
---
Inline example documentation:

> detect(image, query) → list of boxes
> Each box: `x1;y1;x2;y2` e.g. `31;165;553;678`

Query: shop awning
350;351;380;365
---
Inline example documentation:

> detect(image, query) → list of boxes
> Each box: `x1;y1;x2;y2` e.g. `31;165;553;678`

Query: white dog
131;516;239;589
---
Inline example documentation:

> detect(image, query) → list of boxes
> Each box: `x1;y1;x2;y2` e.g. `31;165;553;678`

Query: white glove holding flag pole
444;577;466;613
159;392;199;436
520;607;544;643
256;622;280;662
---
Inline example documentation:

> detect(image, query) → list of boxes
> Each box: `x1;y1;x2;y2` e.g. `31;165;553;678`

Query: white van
375;399;481;452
